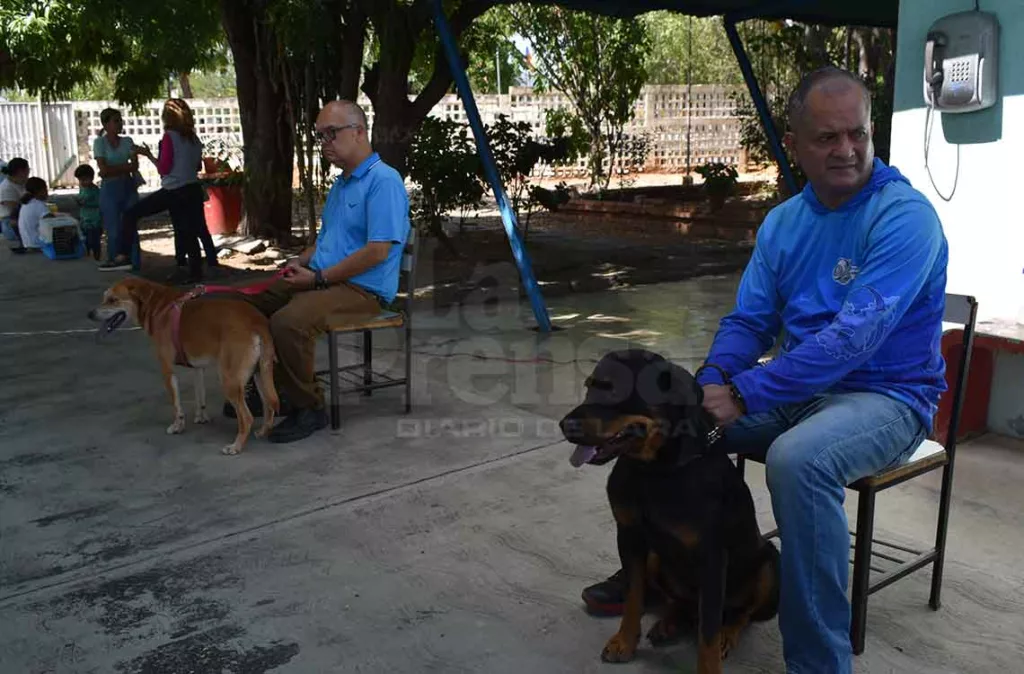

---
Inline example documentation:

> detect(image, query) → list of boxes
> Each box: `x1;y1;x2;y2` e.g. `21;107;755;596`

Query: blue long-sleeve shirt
696;159;949;432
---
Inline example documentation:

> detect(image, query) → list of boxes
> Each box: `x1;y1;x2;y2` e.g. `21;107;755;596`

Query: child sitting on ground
74;164;103;260
17;177;51;252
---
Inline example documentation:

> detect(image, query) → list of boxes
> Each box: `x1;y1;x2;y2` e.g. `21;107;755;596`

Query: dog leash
165;269;290;367
692;362;749;446
95;310;128;343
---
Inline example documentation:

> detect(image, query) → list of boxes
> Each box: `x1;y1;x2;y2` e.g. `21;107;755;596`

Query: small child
74;164;103;260
16;177;50;252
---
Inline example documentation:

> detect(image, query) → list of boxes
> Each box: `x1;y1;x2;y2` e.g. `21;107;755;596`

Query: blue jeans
722;392;926;674
1;217;19;242
99;176;140;268
119;183;207;274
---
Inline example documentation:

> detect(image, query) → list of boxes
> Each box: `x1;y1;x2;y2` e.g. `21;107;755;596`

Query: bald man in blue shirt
227;100;410;443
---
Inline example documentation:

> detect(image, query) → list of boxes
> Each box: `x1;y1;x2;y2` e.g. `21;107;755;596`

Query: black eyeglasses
314;124;360;144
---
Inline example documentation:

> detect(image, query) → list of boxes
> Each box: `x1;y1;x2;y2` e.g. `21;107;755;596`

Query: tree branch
410;0;497;120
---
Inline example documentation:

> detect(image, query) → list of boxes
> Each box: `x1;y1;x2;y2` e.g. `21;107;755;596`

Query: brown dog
88;276;279;455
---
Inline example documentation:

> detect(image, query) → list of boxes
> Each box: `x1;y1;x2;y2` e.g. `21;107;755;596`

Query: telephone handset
923;10;999;113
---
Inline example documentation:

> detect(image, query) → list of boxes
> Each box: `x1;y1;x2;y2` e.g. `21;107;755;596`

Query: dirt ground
132;205;759;309
54;170;772;305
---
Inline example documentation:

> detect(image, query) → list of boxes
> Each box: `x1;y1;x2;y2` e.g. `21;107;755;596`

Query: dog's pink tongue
570;445;598;468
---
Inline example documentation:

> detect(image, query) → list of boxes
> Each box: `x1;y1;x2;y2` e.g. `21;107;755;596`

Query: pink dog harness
166;271;285;368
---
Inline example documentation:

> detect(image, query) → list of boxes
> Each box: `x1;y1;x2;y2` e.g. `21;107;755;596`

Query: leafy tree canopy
0;0;223;107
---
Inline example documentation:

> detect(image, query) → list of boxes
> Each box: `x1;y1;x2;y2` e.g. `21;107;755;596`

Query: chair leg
362;329;373;397
404;326;412;414
850;487;876;656
930;462;955;610
328;331;340;430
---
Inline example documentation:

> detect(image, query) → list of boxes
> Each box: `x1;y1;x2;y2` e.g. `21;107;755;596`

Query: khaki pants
243;280;380;410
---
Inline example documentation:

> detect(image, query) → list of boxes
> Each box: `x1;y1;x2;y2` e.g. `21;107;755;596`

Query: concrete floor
2;247;1023;674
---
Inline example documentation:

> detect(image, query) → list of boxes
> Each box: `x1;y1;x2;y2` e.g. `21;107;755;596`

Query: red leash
169;269;287;367
197;270;286;296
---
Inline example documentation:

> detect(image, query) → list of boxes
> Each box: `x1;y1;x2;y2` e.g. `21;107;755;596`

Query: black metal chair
317;229;418;430
735;292;978;655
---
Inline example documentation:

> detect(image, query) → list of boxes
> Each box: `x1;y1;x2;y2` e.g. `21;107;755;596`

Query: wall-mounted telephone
923;10;999;113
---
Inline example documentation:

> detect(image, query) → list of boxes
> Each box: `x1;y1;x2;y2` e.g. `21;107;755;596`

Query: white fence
0;102;77;185
0;84;746;188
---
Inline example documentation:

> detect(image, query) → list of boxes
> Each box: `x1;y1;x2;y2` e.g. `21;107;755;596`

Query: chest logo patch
832;258;859;285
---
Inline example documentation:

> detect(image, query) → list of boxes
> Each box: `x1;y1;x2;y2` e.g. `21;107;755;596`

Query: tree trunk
361;0;494;176
220;0;295;244
339;2;367;101
362;62;420;176
803;25;831;65
178;71;194;98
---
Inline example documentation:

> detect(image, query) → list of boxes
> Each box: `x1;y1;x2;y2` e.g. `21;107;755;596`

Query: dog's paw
166;416;186;435
221;443;242;456
601;632;638;663
194;407;210;425
254;422;273;439
647;617;685;647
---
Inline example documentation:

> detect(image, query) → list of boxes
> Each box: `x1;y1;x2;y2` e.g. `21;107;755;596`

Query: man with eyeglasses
224;100;411;443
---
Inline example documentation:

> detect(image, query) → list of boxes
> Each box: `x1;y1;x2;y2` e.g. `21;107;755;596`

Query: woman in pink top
100;99;218;282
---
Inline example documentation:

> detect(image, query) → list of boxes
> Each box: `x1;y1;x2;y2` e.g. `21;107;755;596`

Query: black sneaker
581;568;664;617
268;408;328;444
98;259;132;271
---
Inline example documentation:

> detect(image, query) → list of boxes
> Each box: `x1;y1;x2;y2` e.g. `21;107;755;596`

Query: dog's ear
124;279;155;305
647;361;702;407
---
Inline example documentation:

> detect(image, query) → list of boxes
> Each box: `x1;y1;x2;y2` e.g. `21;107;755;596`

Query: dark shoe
98;259;132;271
582;568;664;617
268;407;328;444
223;380;292;418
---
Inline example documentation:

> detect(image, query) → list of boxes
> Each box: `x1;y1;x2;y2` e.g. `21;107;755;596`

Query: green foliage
69;69;118;101
456;7;524;95
188;68;238;99
507;5;651;190
407;116;485;238
0;0;223;108
613;131;652;189
365;5;523;97
543;107;588;172
643;14;742;86
485;113;541;225
695;161;739;209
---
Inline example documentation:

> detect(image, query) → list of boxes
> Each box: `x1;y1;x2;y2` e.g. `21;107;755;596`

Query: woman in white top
16;177;50;251
0;157;29;243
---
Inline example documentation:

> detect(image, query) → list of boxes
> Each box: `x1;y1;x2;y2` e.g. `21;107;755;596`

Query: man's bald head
319;100;367;129
316;100;372;171
787;66;870;133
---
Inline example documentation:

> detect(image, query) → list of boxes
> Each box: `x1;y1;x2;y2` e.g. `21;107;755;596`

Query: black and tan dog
560;348;779;672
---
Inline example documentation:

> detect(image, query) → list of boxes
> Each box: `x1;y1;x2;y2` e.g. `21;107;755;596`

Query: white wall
889;0;1024;324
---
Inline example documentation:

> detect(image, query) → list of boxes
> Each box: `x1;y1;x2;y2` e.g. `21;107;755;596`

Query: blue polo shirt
309;152;411;304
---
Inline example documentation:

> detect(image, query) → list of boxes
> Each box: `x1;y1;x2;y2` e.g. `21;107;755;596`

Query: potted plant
200;137;244;235
695;161;739;211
